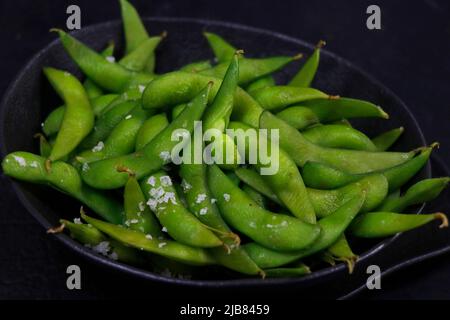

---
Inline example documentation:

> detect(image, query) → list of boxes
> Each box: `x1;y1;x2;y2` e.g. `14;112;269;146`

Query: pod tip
435;212;448;228
292;53;303;60
328;95;340;100
316;40;326;49
116;165;135;177
430;142;440;149
47;223;65;234
49;28;64;35
160;30;168;38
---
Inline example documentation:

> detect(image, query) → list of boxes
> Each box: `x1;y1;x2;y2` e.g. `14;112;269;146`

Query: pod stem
47;223;65;234
116;165;136;177
435;212;448;229
45;159;52;172
316;40;326;49
292;53;303;61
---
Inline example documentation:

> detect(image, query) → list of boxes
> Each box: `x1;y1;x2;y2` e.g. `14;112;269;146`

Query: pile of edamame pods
2;0;449;279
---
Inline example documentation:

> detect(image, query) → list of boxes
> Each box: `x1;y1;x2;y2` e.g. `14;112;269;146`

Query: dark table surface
0;0;449;300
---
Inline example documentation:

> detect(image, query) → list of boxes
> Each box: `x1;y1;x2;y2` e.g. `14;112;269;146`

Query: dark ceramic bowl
0;18;430;289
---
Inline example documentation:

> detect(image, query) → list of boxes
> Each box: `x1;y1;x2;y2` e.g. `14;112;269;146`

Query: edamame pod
83;42;115;99
44;68;94;162
378;178;450;212
135;113;169;150
82;212;216;266
140;171;222;248
264;264;311;278
60;219;143;264
82;83;212;189
289;40;325;87
203;32;236;63
119;35;164;72
372;127;404;151
251;85;331;111
259;111;414;174
302;124;378;151
276;106;319;130
324;234;358;273
349;212;448;238
207;165;321;251
242;184;267;208
2;152;123;224
234;167;281;205
244;195;365;268
301;146;433;190
246;76;276;93
180;60;212;73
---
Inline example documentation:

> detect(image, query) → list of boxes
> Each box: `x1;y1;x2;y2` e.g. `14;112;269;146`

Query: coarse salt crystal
147;176;156;186
73;218;82;224
105;56;115;63
196;193;207;204
199;207;208;215
91;141;104;152
145;234;153;240
158;242;167;248
159;175;172;186
223;193;231;202
162;227;168;232
125;114;132;120
138;85;146;93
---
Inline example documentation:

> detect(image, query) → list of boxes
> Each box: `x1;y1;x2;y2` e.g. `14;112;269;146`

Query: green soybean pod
38;134;52;158
60;219;144;265
244;195;365;268
207;165;321;251
251;85;331;111
264;264;311;278
245;76;276;93
43;68;94;162
302;124;378;151
234;167;281;205
120;0;149;54
372;127;404;151
180;60;213;73
82;212;216;266
203;32;236;63
81;83;212;189
276;106;320;130
140;172;223;248
123;174;164;237
2;152;123;224
378;178;450;212
307;174;388;218
259;111;415;174
119;35;164;72
83;41;115;99
301;145;433;191
200;55;301;86
76;106;151;164
135;113;169;150
349;211;448;238
289;40;325;87
242;184;267;208
325;234;358;273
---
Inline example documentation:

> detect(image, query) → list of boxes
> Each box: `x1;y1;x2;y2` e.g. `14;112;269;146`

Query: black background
0;0;450;300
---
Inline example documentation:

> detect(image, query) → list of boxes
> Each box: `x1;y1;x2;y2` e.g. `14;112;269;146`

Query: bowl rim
0;16;430;287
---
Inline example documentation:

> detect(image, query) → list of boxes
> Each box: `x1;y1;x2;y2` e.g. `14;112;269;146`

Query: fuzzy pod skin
207;165;321;251
2;152;123;224
372;127;404;151
141;71;264;127
43;68;94;162
81;83;212;189
251;85;331;111
378;177;450;212
301;146;433;191
244;195;365;268
349;212;448;238
259;111;414;174
135;113;169;151
140;171;222;248
302;124;378;151
82;213;216;266
275;106;319;130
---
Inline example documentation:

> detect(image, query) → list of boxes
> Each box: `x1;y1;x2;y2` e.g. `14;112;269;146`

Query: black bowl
0;18;430;288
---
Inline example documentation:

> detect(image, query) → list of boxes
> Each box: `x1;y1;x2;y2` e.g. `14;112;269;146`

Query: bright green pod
135;113;169;150
234;167;281;205
44;68;94;162
242;184;267;208
251;85;331;111
61;219;143;265
123;175;164;237
246;76;276;93
259;111;414;174
302;124;378;151
2;152;123;224
180;60;213;73
38;134;52;158
378;177;450;212
203;32;236;63
83;41;115;99
244;195;365;268
207;165;321;251
276;106;320;130
200;55;300;86
289;40;325;87
264;264;311;278
301;146;433;191
119;35;163;72
140;171;222;248
372;127;404;151
324;234;358;273
82;212;216;266
349;211;448;238
82;83;212;189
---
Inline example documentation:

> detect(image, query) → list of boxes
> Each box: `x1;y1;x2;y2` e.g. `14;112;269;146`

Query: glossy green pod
275;106;319;130
289;40;325;87
83;42;115;99
244;195;365;268
82;212;216;266
350;211;448;238
140;171;222;248
207;165;321;251
372;127;404;151
203;32;236;63
135;113;169;150
2;152;123;224
246;76;276;93
180;60;213;73
44;68;94;162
